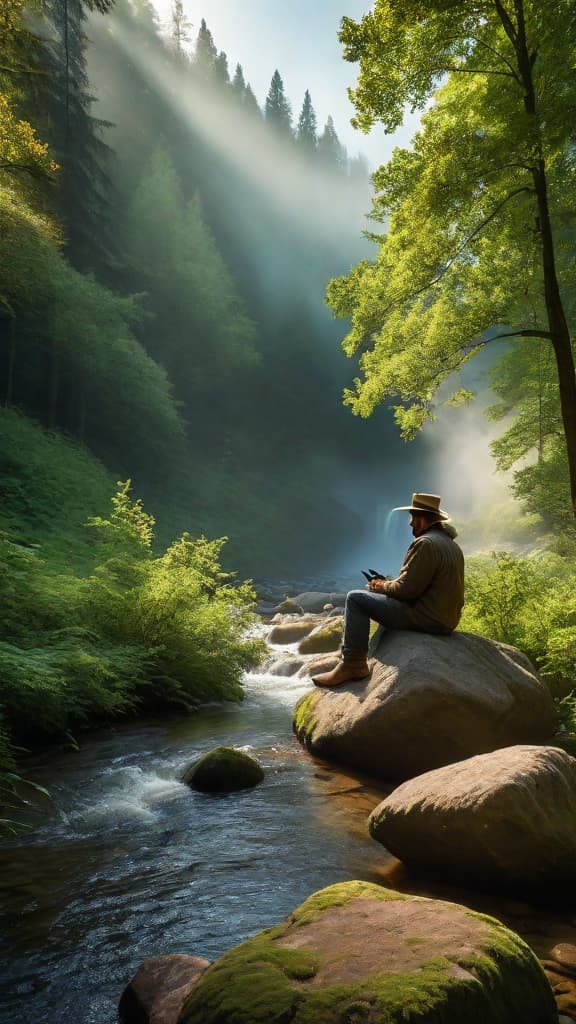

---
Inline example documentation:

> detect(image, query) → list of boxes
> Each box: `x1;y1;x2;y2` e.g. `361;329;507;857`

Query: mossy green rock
298;616;343;655
177;881;557;1024
182;746;264;793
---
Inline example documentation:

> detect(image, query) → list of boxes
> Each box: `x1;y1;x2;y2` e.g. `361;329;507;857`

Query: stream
3;621;576;1024
0;650;392;1024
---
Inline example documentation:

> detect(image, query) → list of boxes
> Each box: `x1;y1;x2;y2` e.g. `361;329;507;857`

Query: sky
150;0;421;168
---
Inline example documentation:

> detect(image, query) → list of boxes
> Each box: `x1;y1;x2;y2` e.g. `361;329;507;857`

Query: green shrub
461;550;576;693
0;483;264;769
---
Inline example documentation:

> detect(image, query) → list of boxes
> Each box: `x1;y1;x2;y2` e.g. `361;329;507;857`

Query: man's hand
366;578;387;593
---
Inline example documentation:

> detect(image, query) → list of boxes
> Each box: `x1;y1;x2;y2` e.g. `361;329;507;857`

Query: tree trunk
512;0;576;518
533;165;576;519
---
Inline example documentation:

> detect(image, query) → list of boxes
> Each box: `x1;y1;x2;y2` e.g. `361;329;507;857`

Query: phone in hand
361;569;386;581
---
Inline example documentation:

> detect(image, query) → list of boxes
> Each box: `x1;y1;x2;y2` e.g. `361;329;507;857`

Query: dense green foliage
461;550;576;703
0;481;262;767
328;0;576;525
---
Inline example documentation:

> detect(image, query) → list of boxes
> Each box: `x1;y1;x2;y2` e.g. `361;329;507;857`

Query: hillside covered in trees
1;0;419;777
1;0;408;579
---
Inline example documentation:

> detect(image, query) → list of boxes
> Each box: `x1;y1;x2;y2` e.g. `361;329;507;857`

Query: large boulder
176;881;557;1024
369;745;576;889
293;630;557;781
119;954;210;1024
298;616;343;655
182;747;264;793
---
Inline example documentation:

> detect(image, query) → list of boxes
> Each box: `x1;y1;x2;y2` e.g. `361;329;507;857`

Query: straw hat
393;493;450;520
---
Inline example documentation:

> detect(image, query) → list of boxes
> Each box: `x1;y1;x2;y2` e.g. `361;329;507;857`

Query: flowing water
3;627;576;1024
0;659;392;1024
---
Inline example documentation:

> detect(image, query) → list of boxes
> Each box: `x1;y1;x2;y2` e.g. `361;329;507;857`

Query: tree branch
493;0;518;47
468;36;521;81
400;186;532;303
433;64;518;79
463;328;554;355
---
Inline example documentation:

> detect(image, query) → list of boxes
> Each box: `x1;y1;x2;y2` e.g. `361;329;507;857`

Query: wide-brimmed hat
393;493;450;520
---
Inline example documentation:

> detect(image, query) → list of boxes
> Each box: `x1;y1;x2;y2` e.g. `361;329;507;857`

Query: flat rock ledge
119;954;210;1024
175;881;557;1024
293;630;557;781
369;745;576;890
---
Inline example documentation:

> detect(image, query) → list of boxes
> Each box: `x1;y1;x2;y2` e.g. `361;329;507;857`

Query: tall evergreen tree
214;50;230;86
231;63;246;99
296;89;317;155
194;18;217;79
170;0;192;60
264;69;292;138
26;0;115;272
317;115;346;170
243;82;261;118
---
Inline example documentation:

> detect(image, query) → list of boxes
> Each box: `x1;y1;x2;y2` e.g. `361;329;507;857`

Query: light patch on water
243;670;311;707
69;765;188;826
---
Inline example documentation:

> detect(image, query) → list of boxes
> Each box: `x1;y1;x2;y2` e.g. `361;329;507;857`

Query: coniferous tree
317;115;346;170
265;69;292;138
194;18;217;79
296;89;317;155
214;50;230;86
231;63;246;100
27;0;114;272
170;0;192;60
243;82;261;118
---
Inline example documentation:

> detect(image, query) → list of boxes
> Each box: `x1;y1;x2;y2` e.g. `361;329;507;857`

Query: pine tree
170;0;192;60
21;0;115;272
194;18;217;79
214;50;230;86
296;89;317;155
243;83;261;118
265;70;292;138
317;116;346;170
232;63;246;99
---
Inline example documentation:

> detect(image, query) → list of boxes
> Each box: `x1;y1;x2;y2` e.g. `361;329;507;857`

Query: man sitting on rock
312;493;464;688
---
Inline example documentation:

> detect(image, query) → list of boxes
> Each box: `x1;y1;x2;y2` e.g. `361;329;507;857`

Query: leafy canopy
328;1;576;436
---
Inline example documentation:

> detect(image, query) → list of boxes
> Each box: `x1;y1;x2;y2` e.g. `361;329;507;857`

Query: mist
81;1;525;580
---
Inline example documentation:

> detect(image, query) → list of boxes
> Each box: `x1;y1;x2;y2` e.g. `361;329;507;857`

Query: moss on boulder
293;630;556;781
182;746;264;793
177;881;557;1024
298;617;343;655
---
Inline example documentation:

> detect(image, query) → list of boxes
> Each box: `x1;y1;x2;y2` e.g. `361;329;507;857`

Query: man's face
410;513;429;537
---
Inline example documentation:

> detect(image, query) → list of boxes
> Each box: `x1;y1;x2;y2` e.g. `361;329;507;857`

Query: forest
1;0;576;807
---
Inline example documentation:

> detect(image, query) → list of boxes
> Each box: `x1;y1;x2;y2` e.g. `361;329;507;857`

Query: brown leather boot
312;652;370;688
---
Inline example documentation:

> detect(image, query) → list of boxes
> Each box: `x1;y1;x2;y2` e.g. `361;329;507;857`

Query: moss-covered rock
177;881;557;1024
298;617;343;655
182;746;264;793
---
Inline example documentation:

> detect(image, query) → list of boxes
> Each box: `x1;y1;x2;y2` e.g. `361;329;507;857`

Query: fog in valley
80;0;524;580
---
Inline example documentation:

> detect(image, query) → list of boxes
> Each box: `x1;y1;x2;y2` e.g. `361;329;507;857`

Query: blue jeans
342;589;417;654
